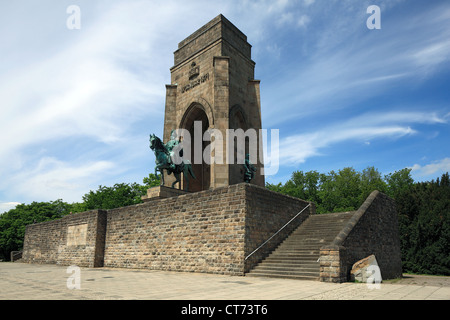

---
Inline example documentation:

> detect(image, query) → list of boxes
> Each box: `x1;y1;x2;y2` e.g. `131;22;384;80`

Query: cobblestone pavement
1;262;449;301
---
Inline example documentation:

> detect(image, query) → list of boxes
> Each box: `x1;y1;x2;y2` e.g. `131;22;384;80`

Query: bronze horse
149;134;196;191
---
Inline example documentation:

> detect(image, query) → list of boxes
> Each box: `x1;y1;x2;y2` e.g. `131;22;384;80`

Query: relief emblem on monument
188;62;200;80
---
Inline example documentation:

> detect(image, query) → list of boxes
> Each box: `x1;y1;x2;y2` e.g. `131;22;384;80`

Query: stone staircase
246;211;355;280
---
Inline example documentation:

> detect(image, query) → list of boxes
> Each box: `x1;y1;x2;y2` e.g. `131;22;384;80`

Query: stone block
141;186;189;202
350;254;382;283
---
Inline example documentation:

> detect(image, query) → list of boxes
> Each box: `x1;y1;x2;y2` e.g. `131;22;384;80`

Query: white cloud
278;12;294;26
0;1;182;203
0;202;21;214
297;15;310;28
412;41;450;67
0;1;243;204
346;111;448;127
261;1;450;126
0;3;165;151
280;125;415;166
410;158;450;177
4;157;116;203
275;12;310;29
277;110;447;166
266;43;282;59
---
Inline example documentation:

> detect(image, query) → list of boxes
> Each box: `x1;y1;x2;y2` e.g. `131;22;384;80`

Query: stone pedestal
141;185;189;202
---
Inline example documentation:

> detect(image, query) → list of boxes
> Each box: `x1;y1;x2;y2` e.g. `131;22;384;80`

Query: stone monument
21;15;402;283
162;14;265;192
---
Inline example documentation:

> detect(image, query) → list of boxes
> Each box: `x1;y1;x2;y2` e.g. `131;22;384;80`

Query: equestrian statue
149;131;196;191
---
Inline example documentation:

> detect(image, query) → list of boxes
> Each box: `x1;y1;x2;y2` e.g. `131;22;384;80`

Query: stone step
265;253;319;259
248;268;320;276
253;264;319;272
289;229;345;234
247;271;320;280
275;245;326;250
282;238;338;243
267;253;320;260
246;212;354;281
291;225;347;229
259;258;320;265
292;225;345;229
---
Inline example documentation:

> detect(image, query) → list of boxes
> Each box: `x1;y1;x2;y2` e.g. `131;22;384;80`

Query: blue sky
1;0;449;212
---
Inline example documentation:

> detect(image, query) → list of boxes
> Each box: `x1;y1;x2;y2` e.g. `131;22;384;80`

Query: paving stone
1;263;449;301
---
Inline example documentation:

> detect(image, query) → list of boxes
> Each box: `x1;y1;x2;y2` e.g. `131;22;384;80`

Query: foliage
385;168;415;200
142;173;161;188
266;166;408;213
0;200;76;260
81;173;161;211
395;173;450;275
82;183;145;210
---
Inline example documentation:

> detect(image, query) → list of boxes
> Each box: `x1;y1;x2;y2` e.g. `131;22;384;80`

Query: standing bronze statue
243;153;256;183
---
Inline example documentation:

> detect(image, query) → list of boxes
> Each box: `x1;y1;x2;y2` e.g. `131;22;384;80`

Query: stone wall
21;183;311;276
319;191;402;282
103;183;311;275
22;210;107;268
103;184;247;275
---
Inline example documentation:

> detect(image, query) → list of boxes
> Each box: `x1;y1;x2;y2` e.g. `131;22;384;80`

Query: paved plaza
1;262;449;301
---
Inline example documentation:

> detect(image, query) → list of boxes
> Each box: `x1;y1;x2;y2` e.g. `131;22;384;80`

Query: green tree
317;170;339;213
267;170;322;208
396;173;450;275
82;182;146;210
293;170;321;205
317;168;362;213
359;166;388;204
269;167;371;213
265;181;285;194
0;200;74;260
142;173;161;188
81;173;161;210
385;168;414;199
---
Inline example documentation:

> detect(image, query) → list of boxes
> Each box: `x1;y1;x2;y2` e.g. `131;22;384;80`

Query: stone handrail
330;190;380;247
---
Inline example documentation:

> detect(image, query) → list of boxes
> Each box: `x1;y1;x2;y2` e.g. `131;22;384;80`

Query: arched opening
180;104;211;192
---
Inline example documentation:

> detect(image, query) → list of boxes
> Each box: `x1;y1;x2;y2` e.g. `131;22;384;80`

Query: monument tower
162;14;264;192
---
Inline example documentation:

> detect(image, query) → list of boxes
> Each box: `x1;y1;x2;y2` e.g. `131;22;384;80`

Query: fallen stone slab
350;254;382;284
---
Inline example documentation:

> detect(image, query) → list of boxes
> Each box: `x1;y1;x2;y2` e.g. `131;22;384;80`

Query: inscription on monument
67;224;88;246
181;73;209;93
181;61;210;93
